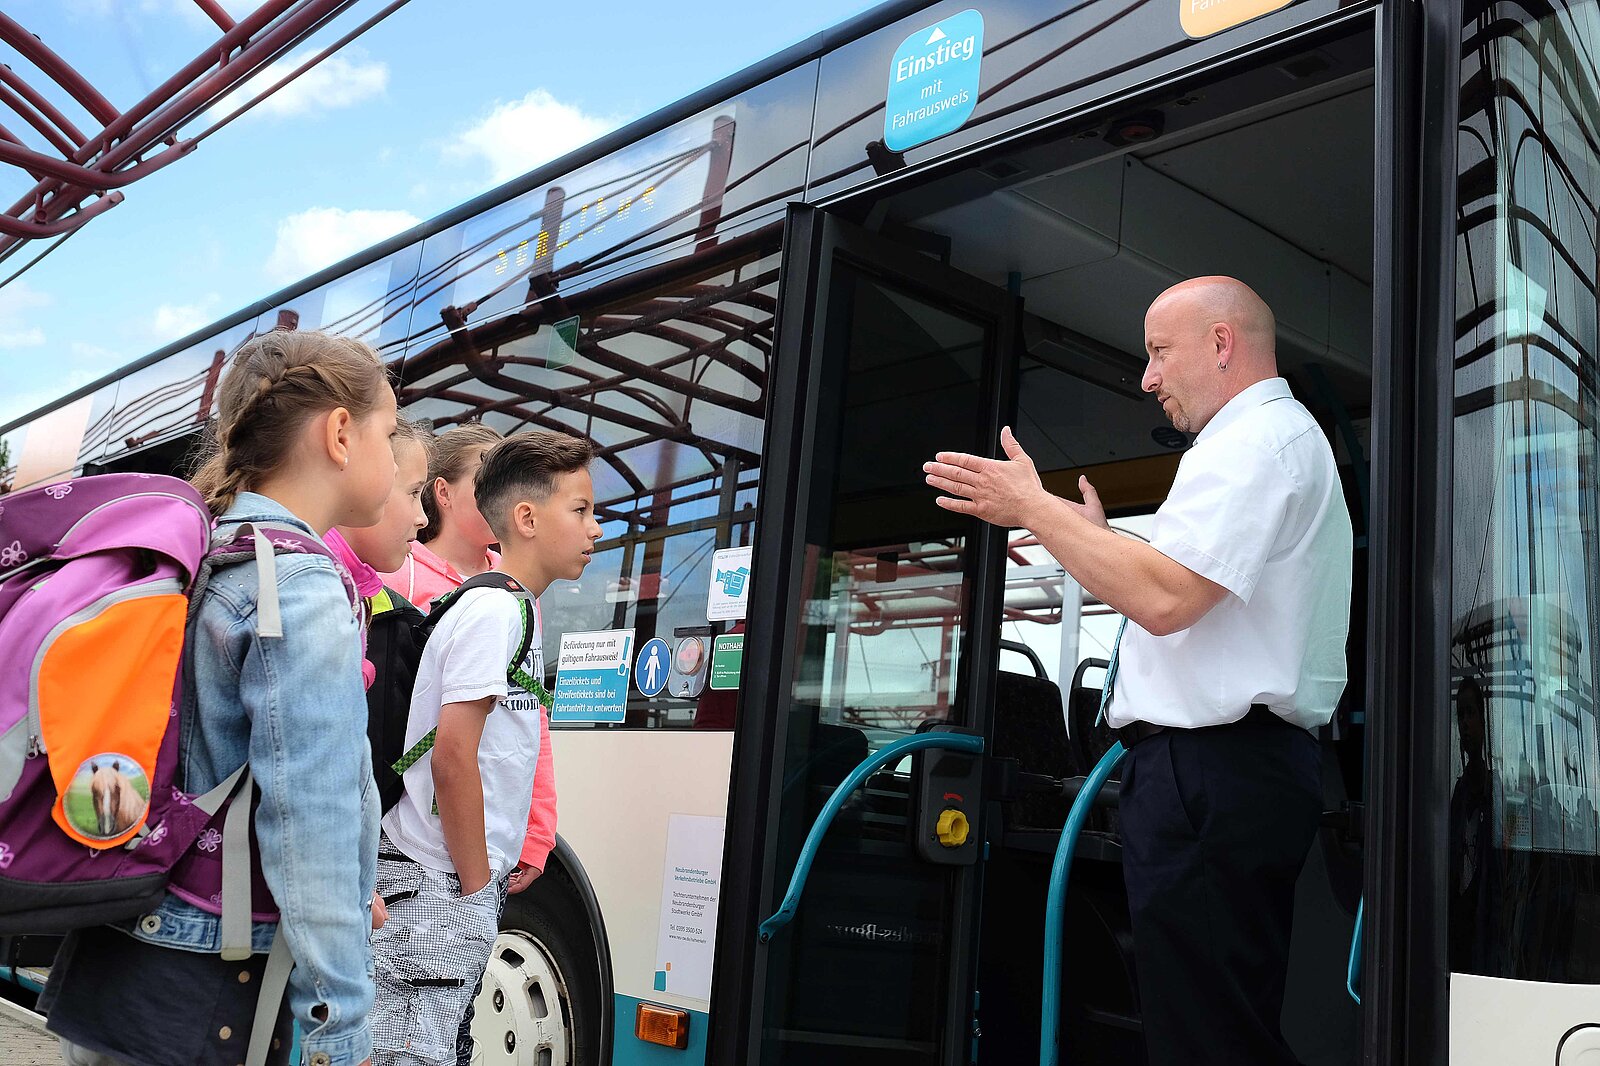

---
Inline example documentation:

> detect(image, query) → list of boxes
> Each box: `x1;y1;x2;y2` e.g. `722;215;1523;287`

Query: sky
0;0;884;426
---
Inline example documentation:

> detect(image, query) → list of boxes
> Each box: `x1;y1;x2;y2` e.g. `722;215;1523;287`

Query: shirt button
138;915;161;934
218;1025;232;1040
237;970;251;984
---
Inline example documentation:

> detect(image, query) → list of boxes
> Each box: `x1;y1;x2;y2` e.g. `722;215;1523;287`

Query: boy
370;430;601;1066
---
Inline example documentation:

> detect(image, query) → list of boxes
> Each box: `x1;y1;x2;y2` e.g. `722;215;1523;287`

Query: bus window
263;242;422;359
96;320;260;473
398;245;777;730
1447;0;1600;985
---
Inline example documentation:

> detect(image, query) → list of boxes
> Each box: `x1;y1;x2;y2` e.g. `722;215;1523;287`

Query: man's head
474;431;603;594
1141;276;1278;433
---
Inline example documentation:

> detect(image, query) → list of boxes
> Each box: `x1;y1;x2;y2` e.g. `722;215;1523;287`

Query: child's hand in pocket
371;891;388;930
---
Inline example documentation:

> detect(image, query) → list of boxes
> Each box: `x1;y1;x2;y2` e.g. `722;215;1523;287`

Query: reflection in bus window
398;244;778;729
1448;0;1600;983
264;243;422;358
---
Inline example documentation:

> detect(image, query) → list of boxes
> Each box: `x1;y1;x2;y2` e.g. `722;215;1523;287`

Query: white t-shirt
381;585;545;878
1107;377;1353;731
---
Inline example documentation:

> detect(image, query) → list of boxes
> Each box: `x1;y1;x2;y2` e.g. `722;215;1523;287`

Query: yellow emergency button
935;807;969;847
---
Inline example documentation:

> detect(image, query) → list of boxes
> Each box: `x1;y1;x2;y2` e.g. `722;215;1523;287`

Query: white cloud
446;89;620;184
210;49;389;122
265;207;420;284
0;327;46;348
0;280;51;353
150;296;221;343
70;341;124;366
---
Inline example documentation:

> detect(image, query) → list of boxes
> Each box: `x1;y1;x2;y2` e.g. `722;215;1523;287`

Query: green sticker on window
709;634;744;691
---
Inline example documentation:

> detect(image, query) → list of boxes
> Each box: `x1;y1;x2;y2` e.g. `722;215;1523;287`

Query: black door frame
709;204;1018;1065
1363;0;1457;1062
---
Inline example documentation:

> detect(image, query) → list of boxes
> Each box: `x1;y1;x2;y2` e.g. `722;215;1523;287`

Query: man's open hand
924;426;1048;528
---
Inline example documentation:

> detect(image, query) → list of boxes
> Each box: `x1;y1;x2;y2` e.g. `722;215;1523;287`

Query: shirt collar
1194;376;1293;443
221;491;320;539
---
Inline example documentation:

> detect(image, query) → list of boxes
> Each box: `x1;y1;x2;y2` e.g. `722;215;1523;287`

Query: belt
1111;703;1281;748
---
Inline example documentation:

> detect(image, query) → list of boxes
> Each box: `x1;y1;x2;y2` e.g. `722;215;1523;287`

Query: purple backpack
0;473;355;949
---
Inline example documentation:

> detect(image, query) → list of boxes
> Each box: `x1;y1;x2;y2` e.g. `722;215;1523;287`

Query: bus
1;0;1597;1062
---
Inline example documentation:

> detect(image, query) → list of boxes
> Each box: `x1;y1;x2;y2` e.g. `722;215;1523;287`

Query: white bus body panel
550;729;736;1013
1450;972;1600;1064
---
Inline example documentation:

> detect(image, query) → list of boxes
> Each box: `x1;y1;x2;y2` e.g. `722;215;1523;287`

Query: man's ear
1212;322;1235;362
322;407;354;467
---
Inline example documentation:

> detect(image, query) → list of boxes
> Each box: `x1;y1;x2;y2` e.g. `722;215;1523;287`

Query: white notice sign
652;814;725;1001
707;545;752;621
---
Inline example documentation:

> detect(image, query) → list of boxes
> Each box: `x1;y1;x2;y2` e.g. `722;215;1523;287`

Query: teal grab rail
1346;897;1363;1004
1041;741;1127;1066
757;731;986;943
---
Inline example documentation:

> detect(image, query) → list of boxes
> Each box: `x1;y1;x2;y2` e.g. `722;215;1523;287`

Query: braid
224;370;282;454
193;329;388;516
209;464;251;516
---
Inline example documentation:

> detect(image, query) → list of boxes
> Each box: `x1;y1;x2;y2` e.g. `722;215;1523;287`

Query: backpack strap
390;577;544;776
245;925;293;1066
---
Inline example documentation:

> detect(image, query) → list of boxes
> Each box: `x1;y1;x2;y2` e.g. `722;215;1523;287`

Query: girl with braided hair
42;330;397;1066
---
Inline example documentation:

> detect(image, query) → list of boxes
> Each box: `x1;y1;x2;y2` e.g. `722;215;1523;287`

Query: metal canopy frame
0;0;409;273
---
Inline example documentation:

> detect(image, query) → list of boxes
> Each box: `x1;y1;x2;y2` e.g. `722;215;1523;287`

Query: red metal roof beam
0;1;349;256
0;12;119;125
192;0;239;31
0;65;88;149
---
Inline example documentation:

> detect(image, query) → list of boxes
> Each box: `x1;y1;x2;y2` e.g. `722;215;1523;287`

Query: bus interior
761;25;1375;1066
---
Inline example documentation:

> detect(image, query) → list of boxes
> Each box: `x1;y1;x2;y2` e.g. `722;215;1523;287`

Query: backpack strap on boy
390;574;544;776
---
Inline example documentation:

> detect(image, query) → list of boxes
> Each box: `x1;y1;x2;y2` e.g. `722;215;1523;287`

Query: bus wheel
475;878;602;1066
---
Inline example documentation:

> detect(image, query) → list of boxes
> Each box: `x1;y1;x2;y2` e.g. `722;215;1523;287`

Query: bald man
925;277;1352;1065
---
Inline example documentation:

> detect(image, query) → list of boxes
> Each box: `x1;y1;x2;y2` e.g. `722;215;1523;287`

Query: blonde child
41;331;396;1066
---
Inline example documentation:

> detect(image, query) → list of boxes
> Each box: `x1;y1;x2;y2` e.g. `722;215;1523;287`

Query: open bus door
714;203;1018;1066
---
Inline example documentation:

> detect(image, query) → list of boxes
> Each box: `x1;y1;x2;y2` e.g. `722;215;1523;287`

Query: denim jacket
125;492;379;1066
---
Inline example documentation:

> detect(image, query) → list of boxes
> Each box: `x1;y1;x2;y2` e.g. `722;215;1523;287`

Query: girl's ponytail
193;330;388;517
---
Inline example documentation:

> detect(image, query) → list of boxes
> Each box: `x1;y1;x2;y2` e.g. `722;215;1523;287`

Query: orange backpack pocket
33;581;188;848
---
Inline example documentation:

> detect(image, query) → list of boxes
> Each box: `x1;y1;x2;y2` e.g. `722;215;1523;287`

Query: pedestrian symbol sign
636;637;671;698
884;9;984;153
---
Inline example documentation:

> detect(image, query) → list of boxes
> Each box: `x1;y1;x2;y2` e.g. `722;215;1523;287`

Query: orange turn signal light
636;1002;691;1049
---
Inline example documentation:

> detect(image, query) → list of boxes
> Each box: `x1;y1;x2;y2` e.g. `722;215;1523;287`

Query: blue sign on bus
884;9;985;153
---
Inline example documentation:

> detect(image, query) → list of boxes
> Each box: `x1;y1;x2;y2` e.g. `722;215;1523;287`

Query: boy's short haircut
475;431;595;538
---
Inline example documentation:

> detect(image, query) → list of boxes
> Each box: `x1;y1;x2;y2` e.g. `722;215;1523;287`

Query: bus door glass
743;206;1015;1066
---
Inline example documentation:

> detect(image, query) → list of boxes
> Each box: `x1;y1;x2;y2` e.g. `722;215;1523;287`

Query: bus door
717;204;1017;1066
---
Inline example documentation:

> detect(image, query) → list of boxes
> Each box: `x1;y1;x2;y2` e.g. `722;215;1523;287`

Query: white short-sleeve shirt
382;585;545;878
1107;377;1353;731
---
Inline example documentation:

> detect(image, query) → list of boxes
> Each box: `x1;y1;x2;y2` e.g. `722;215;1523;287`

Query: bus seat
991;670;1075;830
1068;658;1120;778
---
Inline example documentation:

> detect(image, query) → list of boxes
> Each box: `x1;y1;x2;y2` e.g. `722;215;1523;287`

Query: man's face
1141;296;1216;434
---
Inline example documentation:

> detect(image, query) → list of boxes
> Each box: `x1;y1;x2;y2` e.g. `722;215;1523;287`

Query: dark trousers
1119;713;1321;1066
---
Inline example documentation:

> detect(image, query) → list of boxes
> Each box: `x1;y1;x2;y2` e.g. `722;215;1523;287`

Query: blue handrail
757;731;986;943
1041;741;1127;1066
1346;897;1363;1004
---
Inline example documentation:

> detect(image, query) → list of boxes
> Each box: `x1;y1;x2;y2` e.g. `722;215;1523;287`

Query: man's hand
924;426;1050;529
1068;475;1110;530
507;864;543;894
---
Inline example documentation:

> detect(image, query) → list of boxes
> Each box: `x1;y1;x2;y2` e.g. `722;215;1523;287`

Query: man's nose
1141;362;1161;393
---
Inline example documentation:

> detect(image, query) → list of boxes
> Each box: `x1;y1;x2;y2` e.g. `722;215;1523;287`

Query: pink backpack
0;473;354;945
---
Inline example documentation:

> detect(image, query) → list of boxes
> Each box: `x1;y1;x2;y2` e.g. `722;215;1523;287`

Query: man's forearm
1022;494;1212;636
